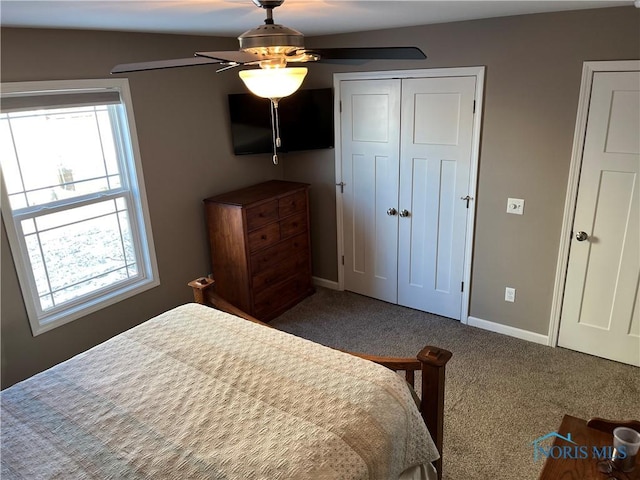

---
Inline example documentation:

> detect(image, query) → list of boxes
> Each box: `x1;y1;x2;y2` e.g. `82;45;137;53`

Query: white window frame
1;78;159;336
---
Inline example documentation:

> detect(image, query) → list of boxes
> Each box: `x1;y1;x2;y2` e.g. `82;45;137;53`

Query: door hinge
473;100;476;113
339;100;342;113
342;255;345;265
461;281;464;292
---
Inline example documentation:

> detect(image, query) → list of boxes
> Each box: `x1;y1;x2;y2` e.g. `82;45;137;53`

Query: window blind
1;90;121;113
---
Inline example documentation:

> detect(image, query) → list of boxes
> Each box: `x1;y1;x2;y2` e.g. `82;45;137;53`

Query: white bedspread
1;303;439;479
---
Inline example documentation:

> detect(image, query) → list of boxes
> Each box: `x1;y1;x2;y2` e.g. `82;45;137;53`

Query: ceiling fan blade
196;50;264;64
311;47;427;63
111;56;223;74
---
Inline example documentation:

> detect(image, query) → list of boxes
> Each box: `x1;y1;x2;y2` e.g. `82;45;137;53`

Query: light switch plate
507;198;524;215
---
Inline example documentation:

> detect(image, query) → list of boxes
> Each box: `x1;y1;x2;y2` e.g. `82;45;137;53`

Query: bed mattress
1;303;438;479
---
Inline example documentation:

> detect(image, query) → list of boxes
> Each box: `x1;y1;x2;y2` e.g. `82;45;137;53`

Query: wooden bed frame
189;277;452;479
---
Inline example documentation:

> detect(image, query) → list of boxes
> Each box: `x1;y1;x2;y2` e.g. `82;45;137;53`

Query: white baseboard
312;277;340;290
306;283;548;346
467;316;549;346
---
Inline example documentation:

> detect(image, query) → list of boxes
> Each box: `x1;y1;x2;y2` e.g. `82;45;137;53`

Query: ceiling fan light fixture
239;66;307;101
238;64;308;165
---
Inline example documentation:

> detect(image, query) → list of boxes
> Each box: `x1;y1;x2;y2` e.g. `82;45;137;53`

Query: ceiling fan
110;0;427;75
112;0;426;164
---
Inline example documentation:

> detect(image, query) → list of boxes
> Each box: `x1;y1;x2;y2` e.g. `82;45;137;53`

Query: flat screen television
228;88;334;155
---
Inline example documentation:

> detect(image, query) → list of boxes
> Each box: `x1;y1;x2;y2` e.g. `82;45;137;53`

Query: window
1;79;159;335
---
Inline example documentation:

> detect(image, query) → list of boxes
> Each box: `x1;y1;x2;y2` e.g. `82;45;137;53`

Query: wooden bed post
188;277;215;305
418;345;452;480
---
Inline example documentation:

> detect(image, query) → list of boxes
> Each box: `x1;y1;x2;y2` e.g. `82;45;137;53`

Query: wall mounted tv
228;88;334;155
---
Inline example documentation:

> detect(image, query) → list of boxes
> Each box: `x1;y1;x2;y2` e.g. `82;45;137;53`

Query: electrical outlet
505;287;516;302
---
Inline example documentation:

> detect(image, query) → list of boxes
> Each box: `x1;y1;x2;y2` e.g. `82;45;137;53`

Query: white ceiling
0;1;634;37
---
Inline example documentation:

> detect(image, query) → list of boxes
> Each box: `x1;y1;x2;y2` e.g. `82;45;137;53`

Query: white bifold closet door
341;75;476;320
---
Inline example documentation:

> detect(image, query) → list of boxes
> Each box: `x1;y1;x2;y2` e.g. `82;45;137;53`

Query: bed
1;279;452;480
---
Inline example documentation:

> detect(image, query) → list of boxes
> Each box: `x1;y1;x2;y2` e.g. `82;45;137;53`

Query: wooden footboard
189;278;452;480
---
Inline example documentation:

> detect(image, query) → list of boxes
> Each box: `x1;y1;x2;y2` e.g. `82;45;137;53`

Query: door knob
575;231;589;242
399;209;410;217
387;208;397;216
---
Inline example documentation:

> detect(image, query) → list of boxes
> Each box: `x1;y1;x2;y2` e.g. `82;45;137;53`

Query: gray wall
283;6;640;335
1;6;639;386
1;28;284;387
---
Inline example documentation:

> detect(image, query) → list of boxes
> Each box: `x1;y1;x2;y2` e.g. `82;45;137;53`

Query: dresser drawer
279;212;307;239
250;232;309;274
247;222;280;253
252;250;309;292
278;191;306;218
253;270;312;319
246;200;278;231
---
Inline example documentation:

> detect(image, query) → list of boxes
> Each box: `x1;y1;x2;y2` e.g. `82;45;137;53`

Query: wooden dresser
203;180;314;321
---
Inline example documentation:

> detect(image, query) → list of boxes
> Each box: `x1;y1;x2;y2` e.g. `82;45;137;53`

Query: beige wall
1;6;639;386
1;28;284;387
283;6;640;335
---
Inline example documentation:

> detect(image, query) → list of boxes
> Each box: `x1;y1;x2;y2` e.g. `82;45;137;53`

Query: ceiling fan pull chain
274;102;282;149
270;99;279;165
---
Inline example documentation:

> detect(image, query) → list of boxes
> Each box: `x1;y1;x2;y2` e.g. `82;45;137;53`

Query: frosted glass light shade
239;67;308;100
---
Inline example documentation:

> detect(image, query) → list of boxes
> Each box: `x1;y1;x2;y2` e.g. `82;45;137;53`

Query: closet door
340;79;401;303
397;76;477;319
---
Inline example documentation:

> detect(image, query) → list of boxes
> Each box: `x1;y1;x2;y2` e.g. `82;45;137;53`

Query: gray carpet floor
271;287;640;480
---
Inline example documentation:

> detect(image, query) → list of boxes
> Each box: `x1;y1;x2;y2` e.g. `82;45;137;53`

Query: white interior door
340;79;401;303
397;77;476;319
558;70;640;366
